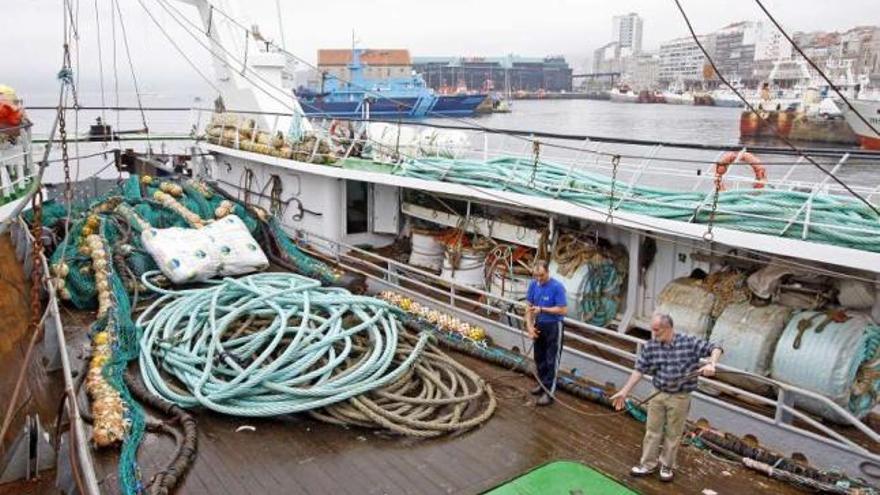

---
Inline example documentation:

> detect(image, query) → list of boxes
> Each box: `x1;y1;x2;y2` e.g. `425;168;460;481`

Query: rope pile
395;156;880;253
312;331;497;437
552;233;627;327
30;174;353;494
138;273;496;433
138;272;429;415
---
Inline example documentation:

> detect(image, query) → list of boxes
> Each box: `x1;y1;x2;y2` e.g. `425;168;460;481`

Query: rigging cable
112;0;151;152
132;0;223;96
110;0;120;134
131;0;880;282
93;0;107;126
671;0;880;217
753;0;880;139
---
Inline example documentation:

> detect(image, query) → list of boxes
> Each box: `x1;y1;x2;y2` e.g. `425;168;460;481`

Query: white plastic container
488;270;531;303
408;231;445;272
441;248;487;290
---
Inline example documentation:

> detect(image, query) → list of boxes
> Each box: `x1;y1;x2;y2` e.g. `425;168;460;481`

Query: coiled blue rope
137;271;430;416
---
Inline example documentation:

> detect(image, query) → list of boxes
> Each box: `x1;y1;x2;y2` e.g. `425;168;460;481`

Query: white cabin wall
207;155;344;252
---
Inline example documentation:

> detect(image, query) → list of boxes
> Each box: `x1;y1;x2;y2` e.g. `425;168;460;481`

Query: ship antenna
672;0;880;217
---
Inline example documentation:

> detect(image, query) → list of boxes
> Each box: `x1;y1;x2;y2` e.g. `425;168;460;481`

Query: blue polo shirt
526;278;567;323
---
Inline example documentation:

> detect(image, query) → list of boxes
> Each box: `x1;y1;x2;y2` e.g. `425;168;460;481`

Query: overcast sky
5;0;878;103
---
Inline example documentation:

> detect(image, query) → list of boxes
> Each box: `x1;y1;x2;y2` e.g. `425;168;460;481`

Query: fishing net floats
37;174;499;492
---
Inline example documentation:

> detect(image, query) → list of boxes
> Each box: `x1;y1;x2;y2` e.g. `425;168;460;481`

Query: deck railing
0;123;36;203
293;226;880;457
11;217;100;494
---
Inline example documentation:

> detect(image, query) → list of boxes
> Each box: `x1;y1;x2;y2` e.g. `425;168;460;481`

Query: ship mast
175;0;312;132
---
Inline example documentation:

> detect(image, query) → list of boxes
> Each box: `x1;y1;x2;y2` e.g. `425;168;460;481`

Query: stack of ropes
29;174;361;494
552;234;626;327
395;156;880;252
137;271;496;433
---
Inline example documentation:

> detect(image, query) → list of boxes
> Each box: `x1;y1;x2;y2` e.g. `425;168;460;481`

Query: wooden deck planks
3;297;808;495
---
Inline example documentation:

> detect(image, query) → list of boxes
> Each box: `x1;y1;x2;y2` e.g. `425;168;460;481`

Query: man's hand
527;325;539;340
609;390;628;411
698;361;716;377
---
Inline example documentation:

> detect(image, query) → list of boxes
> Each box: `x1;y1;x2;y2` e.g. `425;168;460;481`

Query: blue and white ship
295;49;487;118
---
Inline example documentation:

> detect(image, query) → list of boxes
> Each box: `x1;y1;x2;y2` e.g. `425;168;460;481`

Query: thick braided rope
311;335;497;437
137;271;430;416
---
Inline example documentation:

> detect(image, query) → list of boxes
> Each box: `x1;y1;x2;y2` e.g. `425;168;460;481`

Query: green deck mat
484;460;638;495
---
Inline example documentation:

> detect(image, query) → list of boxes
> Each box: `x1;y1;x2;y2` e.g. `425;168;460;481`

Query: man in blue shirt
525;260;568;406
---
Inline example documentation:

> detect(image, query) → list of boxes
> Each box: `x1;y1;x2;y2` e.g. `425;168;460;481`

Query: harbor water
21;93;879;193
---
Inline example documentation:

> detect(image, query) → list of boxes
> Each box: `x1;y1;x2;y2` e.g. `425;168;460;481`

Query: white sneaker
630;465;656;477
659;466;674;482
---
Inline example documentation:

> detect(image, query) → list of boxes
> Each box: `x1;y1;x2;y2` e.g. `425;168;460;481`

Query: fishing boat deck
0;236;807;495
85;350;803;495
39;298;796;495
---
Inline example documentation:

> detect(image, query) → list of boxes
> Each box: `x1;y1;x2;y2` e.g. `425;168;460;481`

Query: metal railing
293;226;880;454
0;124;36;201
12;217;100;494
195;107;880;259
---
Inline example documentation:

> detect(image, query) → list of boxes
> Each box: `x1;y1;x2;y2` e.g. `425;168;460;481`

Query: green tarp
485;460;638;495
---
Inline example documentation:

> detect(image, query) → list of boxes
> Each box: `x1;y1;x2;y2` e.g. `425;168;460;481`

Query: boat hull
841;99;880;150
299;94;488;118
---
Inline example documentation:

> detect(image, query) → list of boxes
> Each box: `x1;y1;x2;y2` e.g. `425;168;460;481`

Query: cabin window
346;180;369;234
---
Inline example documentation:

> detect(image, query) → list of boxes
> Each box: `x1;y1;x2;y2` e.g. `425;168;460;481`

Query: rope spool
408;228;446;272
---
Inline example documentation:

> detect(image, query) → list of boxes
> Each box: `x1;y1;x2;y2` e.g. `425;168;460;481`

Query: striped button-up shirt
635;333;721;393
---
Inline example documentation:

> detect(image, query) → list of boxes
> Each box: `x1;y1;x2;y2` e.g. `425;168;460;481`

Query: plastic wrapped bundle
655;278;716;338
771;310;880;422
711;302;792;391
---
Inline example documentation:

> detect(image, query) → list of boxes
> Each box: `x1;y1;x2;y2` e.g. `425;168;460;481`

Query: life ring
714;151;767;191
328;119;353;141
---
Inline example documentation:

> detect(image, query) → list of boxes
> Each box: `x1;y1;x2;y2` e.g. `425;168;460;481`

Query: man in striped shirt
610;313;723;483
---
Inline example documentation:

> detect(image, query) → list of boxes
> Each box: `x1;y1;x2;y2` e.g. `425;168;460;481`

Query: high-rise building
612;13;644;56
658;35;715;85
712;21;761;84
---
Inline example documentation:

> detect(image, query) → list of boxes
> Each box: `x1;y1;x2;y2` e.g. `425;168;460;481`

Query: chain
704;173;723;242
29;188;45;334
607;154;620;222
243;168;255;206
530;140;540;187
269;174;283;216
59;106;73;206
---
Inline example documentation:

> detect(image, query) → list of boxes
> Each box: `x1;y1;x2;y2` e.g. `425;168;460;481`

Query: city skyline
5;0;879;96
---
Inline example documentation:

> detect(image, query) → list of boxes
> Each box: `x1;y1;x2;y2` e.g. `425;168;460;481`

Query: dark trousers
533;321;564;394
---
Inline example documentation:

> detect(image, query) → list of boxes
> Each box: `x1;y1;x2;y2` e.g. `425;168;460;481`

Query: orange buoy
714;151;767;191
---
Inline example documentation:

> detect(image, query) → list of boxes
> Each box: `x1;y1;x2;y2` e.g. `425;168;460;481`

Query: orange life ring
328;119;353;140
714;151;767;191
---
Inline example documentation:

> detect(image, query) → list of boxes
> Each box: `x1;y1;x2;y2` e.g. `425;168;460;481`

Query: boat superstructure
0;90;38;223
